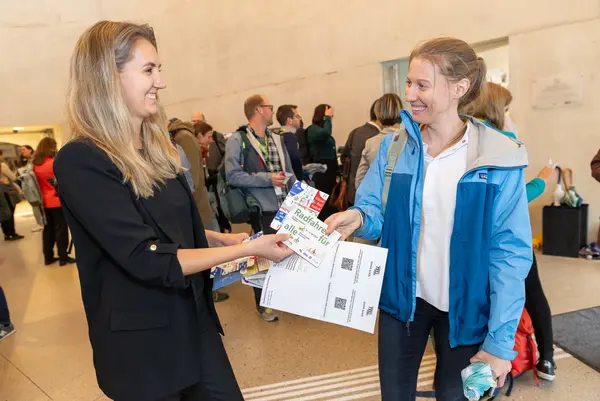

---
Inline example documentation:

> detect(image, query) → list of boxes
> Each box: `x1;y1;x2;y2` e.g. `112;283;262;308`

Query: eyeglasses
259;105;274;111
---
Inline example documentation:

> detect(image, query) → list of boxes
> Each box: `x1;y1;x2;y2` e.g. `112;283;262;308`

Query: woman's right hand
537;165;558;184
325;106;335;117
324;209;362;240
249;234;294;262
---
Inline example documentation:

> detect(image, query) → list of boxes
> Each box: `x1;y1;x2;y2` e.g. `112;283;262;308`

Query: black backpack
296;127;311;164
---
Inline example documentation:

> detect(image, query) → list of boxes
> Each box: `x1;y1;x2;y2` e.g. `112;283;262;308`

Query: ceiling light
12;127;24;131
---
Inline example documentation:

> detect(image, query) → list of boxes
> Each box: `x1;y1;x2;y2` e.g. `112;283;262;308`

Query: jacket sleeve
54;141;188;289
1;162;17;182
341;129;355;160
350;135;391;240
283;133;304;180
308;117;333;141
176;133;202;192
525;177;545;203
483;170;533;360
592;149;600;183
354;144;371;191
177;145;195;193
225;133;272;188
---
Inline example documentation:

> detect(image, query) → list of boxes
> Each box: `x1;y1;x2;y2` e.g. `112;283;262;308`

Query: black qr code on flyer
334;297;347;311
341;257;354;271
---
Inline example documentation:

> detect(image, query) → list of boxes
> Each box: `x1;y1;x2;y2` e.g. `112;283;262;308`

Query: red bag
511;308;541;386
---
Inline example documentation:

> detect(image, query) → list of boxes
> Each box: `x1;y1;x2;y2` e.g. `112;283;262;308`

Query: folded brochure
277;206;341;268
270;181;328;231
211;232;271;290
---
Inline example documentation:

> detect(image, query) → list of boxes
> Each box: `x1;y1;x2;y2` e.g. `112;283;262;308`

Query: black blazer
54;138;222;401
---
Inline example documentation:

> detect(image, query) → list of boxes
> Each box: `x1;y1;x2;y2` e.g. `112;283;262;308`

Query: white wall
2;0;600;238
1;0;598;140
510;19;600;241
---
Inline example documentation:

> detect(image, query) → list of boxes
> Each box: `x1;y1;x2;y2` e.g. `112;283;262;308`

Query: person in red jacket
33;138;76;266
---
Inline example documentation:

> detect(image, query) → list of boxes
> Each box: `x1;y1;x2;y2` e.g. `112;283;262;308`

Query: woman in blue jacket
326;38;532;400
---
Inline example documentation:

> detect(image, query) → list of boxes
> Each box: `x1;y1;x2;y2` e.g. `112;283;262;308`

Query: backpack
489;307;541;400
296;127;311;164
17;167;43;205
511;308;541;384
216;130;252;224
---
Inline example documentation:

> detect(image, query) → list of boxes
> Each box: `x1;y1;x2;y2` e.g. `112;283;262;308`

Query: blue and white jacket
352;111;533;360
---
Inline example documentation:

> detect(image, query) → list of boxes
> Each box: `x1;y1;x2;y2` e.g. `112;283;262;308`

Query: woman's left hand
470;350;512;388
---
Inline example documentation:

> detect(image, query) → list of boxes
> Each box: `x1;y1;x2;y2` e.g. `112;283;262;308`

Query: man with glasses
224;94;296;322
275;105;304;180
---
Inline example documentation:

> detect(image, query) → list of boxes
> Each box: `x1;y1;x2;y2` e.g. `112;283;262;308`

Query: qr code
373;265;381;275
366;307;374;316
341;257;354;271
334;297;347;311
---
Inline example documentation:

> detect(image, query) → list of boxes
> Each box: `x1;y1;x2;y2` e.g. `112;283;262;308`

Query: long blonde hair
67;21;181;198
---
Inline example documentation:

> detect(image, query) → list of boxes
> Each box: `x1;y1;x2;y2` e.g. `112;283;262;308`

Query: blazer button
150;244;158;251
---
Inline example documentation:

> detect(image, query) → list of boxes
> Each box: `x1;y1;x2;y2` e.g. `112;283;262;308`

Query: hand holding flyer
277;207;341;267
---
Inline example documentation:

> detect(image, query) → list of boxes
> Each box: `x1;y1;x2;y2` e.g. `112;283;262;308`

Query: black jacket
54;138;221;401
272;128;304;180
341;122;380;204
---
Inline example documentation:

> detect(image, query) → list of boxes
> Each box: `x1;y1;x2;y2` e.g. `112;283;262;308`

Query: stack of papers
261;241;388;333
211;232;269;290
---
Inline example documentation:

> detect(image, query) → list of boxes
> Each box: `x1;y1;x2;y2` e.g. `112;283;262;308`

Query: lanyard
254;133;274;171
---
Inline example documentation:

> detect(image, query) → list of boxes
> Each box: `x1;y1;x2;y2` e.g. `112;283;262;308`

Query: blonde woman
354;93;404;190
55;21;292;401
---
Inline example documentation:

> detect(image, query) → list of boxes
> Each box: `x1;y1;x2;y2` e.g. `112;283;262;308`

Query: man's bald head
191;112;206;123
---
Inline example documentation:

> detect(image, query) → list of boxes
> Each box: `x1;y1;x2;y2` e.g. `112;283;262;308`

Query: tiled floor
1;206;600;400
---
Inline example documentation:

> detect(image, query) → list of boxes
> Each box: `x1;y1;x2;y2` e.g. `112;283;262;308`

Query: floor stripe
243;355;437;395
248;371;436;401
245;362;439;399
243;348;572;401
243;372;379;399
242;365;379;394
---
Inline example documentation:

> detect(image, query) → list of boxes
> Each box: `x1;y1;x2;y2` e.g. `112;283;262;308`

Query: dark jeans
0;193;16;237
117;321;243;401
249;210;276;309
379;298;480;401
0;286;10;326
43;207;69;263
525;253;554;361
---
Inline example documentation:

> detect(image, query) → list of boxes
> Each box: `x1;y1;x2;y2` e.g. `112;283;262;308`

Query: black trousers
525;253;554;361
116;321;243;401
0;286;10;326
313;159;339;221
43;207;69;263
378;299;480;401
249;210;276;309
0;193;16;237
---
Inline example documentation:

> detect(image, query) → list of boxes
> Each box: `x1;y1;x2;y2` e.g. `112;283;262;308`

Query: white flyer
260;241;388;333
277;207;342;267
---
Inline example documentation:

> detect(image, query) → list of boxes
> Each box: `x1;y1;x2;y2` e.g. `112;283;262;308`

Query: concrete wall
1;0;600;238
510;19;600;241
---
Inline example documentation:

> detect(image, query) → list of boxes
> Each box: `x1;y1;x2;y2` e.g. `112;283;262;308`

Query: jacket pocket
110;308;168;332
